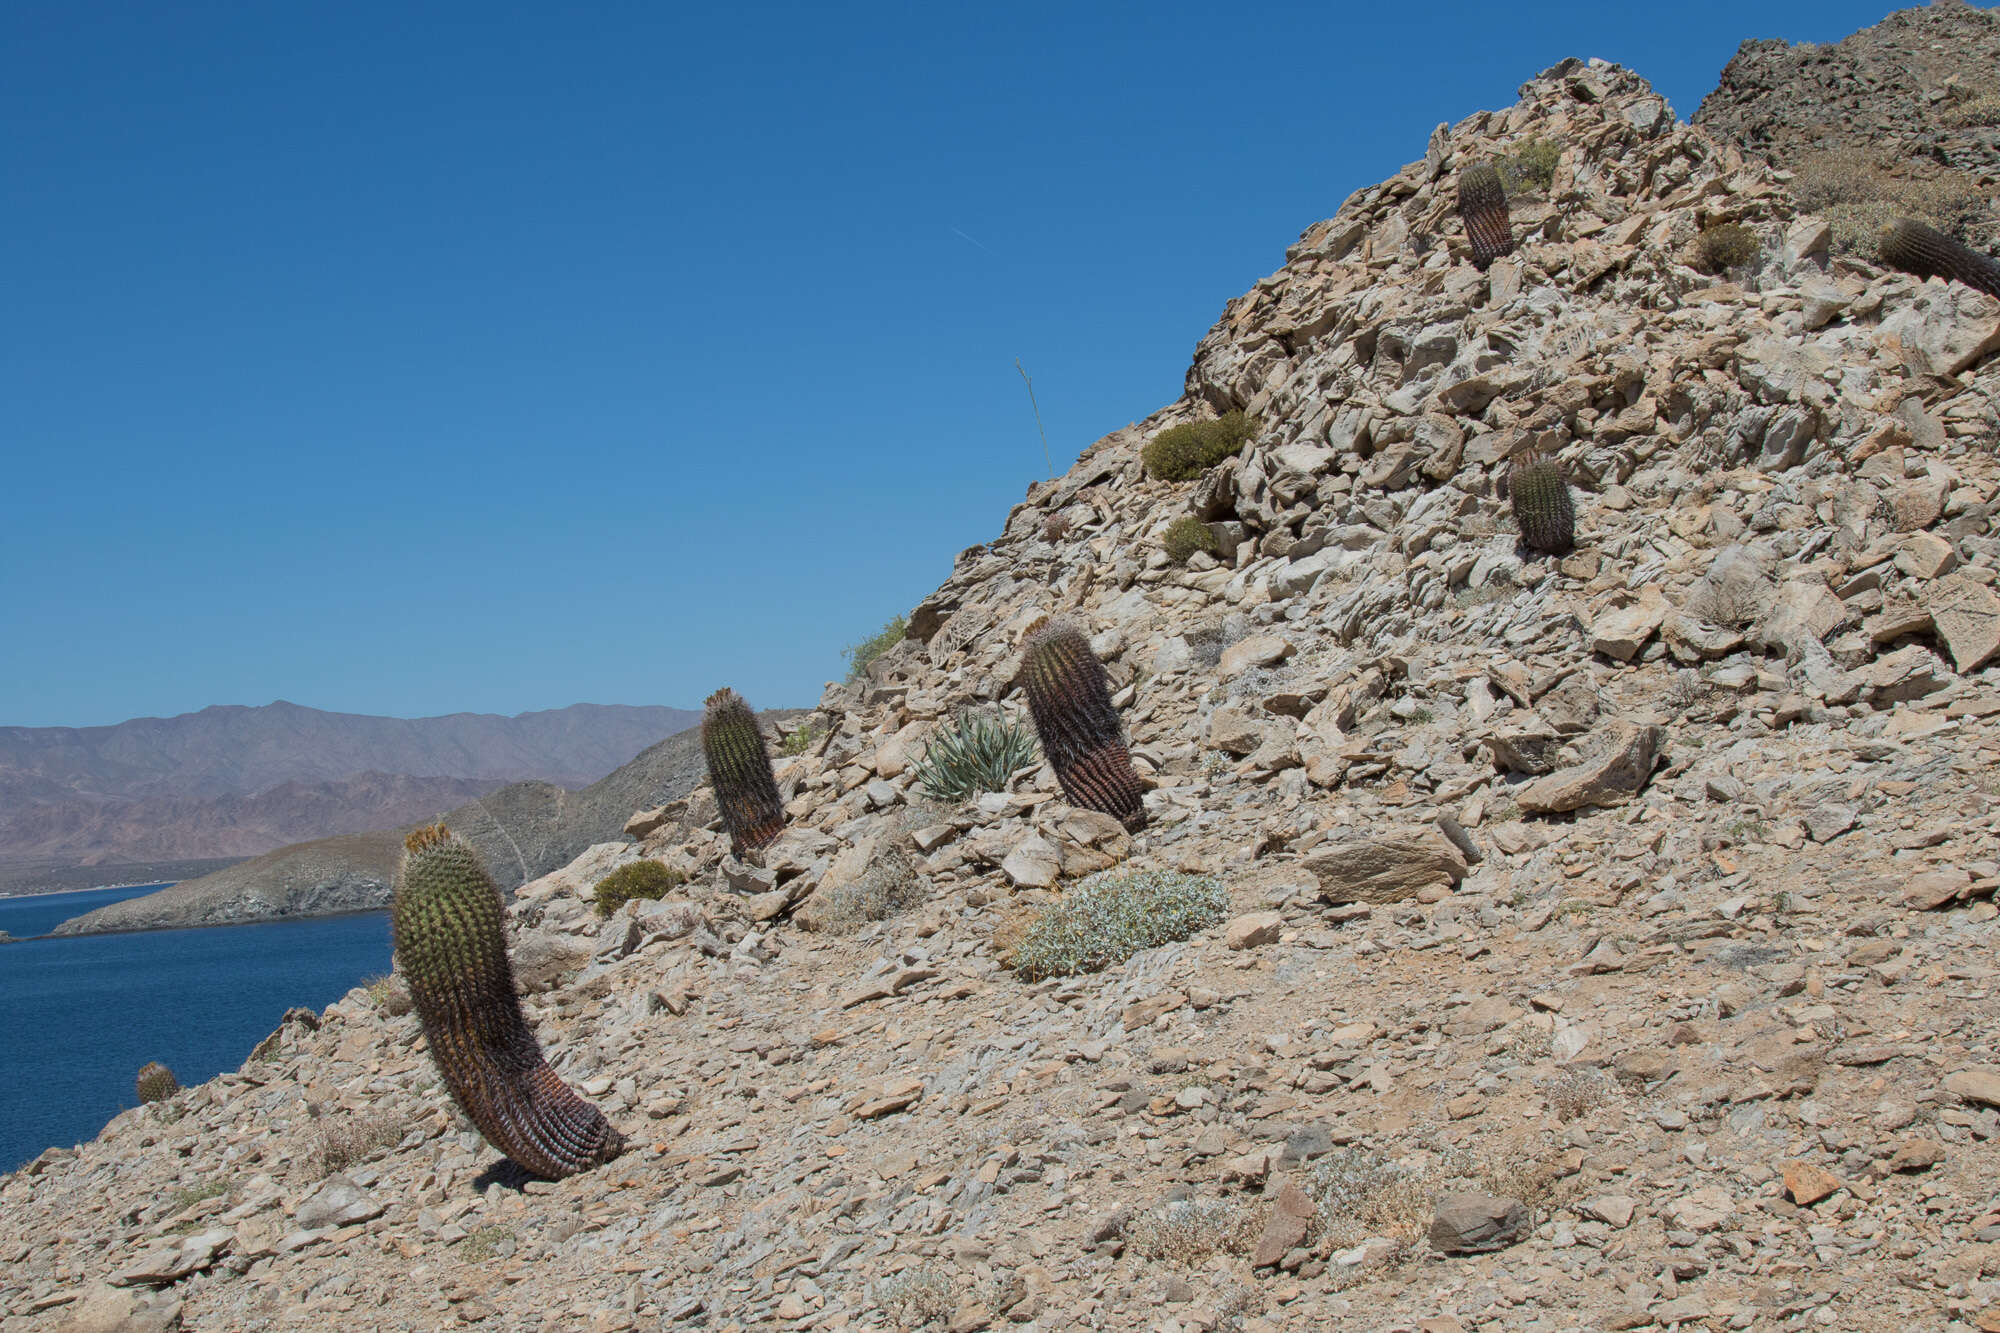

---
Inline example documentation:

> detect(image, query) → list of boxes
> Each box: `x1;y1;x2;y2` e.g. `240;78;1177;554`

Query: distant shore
0;857;246;900
0;881;173;901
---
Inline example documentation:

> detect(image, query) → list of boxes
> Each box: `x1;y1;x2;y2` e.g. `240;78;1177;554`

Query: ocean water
0;886;393;1174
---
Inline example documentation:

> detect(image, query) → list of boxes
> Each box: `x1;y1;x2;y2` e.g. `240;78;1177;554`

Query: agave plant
910;710;1039;803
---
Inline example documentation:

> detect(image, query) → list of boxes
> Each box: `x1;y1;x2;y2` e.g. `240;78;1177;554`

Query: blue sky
2;1;1899;727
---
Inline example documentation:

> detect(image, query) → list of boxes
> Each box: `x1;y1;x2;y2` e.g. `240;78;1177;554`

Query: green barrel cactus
393;824;624;1179
135;1061;179;1103
1457;164;1516;271
1508;458;1576;556
1017;619;1148;831
1879;218;2000;299
701;688;785;857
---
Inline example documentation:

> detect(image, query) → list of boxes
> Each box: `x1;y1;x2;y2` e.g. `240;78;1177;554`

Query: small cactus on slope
1457;164;1516;271
393;824;624;1179
701;688;785;857
135;1061;178;1103
1508;458;1576;556
1017;620;1148;831
1879;218;2000;300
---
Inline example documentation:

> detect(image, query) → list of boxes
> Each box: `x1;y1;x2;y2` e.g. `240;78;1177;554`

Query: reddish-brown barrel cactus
1458;164;1516;270
701;688;785;857
1017;619;1148;831
1879;217;2000;299
393;824;624;1179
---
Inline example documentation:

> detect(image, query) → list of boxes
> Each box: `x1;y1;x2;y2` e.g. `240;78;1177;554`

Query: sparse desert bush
844;615;909;680
304;1107;407;1178
164;1179;229;1217
1162;517;1220;565
1693;222;1758;274
458;1224;517;1261
910;710;1037;803
1499;138;1561;193
1308;1148;1435;1250
1547;1067;1614;1123
1791;148;1991;257
1945;93;2000;129
592;860;688;918
1126;1197;1259;1265
1010;869;1228;981
779;721;822;756
1142;412;1258;482
806;850;927;934
874;1263;955;1326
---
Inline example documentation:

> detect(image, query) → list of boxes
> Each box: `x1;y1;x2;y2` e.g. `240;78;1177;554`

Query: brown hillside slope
6;59;2000;1332
1695;2;2000;255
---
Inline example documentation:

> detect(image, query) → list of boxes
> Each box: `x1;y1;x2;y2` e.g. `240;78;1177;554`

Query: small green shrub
910;711;1038;803
1011;869;1229;981
1693;222;1758;274
1162;517;1220;565
1499;138;1561;193
779;722;822;756
844;615;908;680
593;860;687;917
1142;412;1258;482
164;1179;229;1217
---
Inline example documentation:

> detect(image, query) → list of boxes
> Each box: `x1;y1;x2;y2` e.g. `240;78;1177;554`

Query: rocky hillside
8;47;2000;1333
0;700;698;866
1695;2;2000;252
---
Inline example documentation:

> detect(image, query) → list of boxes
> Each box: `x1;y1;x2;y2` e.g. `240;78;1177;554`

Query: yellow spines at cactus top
392;824;624;1179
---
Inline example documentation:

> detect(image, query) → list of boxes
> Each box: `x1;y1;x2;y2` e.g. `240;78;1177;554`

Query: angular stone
1945;1068;2000;1108
1782;1161;1841;1206
54;1286;182;1333
111;1228;233;1286
1303;833;1467;905
1516;722;1665;814
623;805;674;840
1579;1195;1636;1229
1888;1137;1945;1173
1219;634;1295;678
1590;586;1669;662
1877;281;2000;377
510;929;592;995
1755;578;1848;649
1001;834;1061;889
293;1176;385;1230
1661;1186;1734;1234
1926;575;2000;672
1251;1183;1317;1268
1903;868;1971;910
1428;1191;1528;1254
1896;531;1958;580
1225;911;1283;950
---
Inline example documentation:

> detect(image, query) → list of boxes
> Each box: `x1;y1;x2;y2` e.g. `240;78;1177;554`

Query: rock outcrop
8;39;2000;1333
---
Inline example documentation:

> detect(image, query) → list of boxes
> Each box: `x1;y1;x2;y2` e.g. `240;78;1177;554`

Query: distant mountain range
0;701;700;870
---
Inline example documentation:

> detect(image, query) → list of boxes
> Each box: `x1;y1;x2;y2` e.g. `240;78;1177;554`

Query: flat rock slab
1219;634;1295;678
1428;1191;1528;1254
111;1228;233;1287
1945;1068;2000;1108
1251;1182;1317;1267
1926;575;2000;672
1303;833;1467;904
1517;721;1665;814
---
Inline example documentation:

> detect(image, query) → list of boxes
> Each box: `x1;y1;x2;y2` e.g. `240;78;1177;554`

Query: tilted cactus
135;1061;179;1103
1457;164;1516;271
393;824;624;1179
1879;218;2000;299
701;688;785;857
1508;457;1576;556
1017;619;1148;831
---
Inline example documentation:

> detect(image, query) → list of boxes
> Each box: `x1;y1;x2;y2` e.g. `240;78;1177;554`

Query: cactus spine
1457;164;1516;271
1508;458;1576;556
1879;218;2000;299
701;688;785;857
393;824;624;1179
1017;620;1148;831
135;1061;179;1103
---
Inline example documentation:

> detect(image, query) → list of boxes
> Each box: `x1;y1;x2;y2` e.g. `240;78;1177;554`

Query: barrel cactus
1458;164;1516;270
393;824;624;1179
701;688;785;857
135;1061;179;1103
1879;218;2000;299
1508;458;1576;556
1017;619;1148;831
